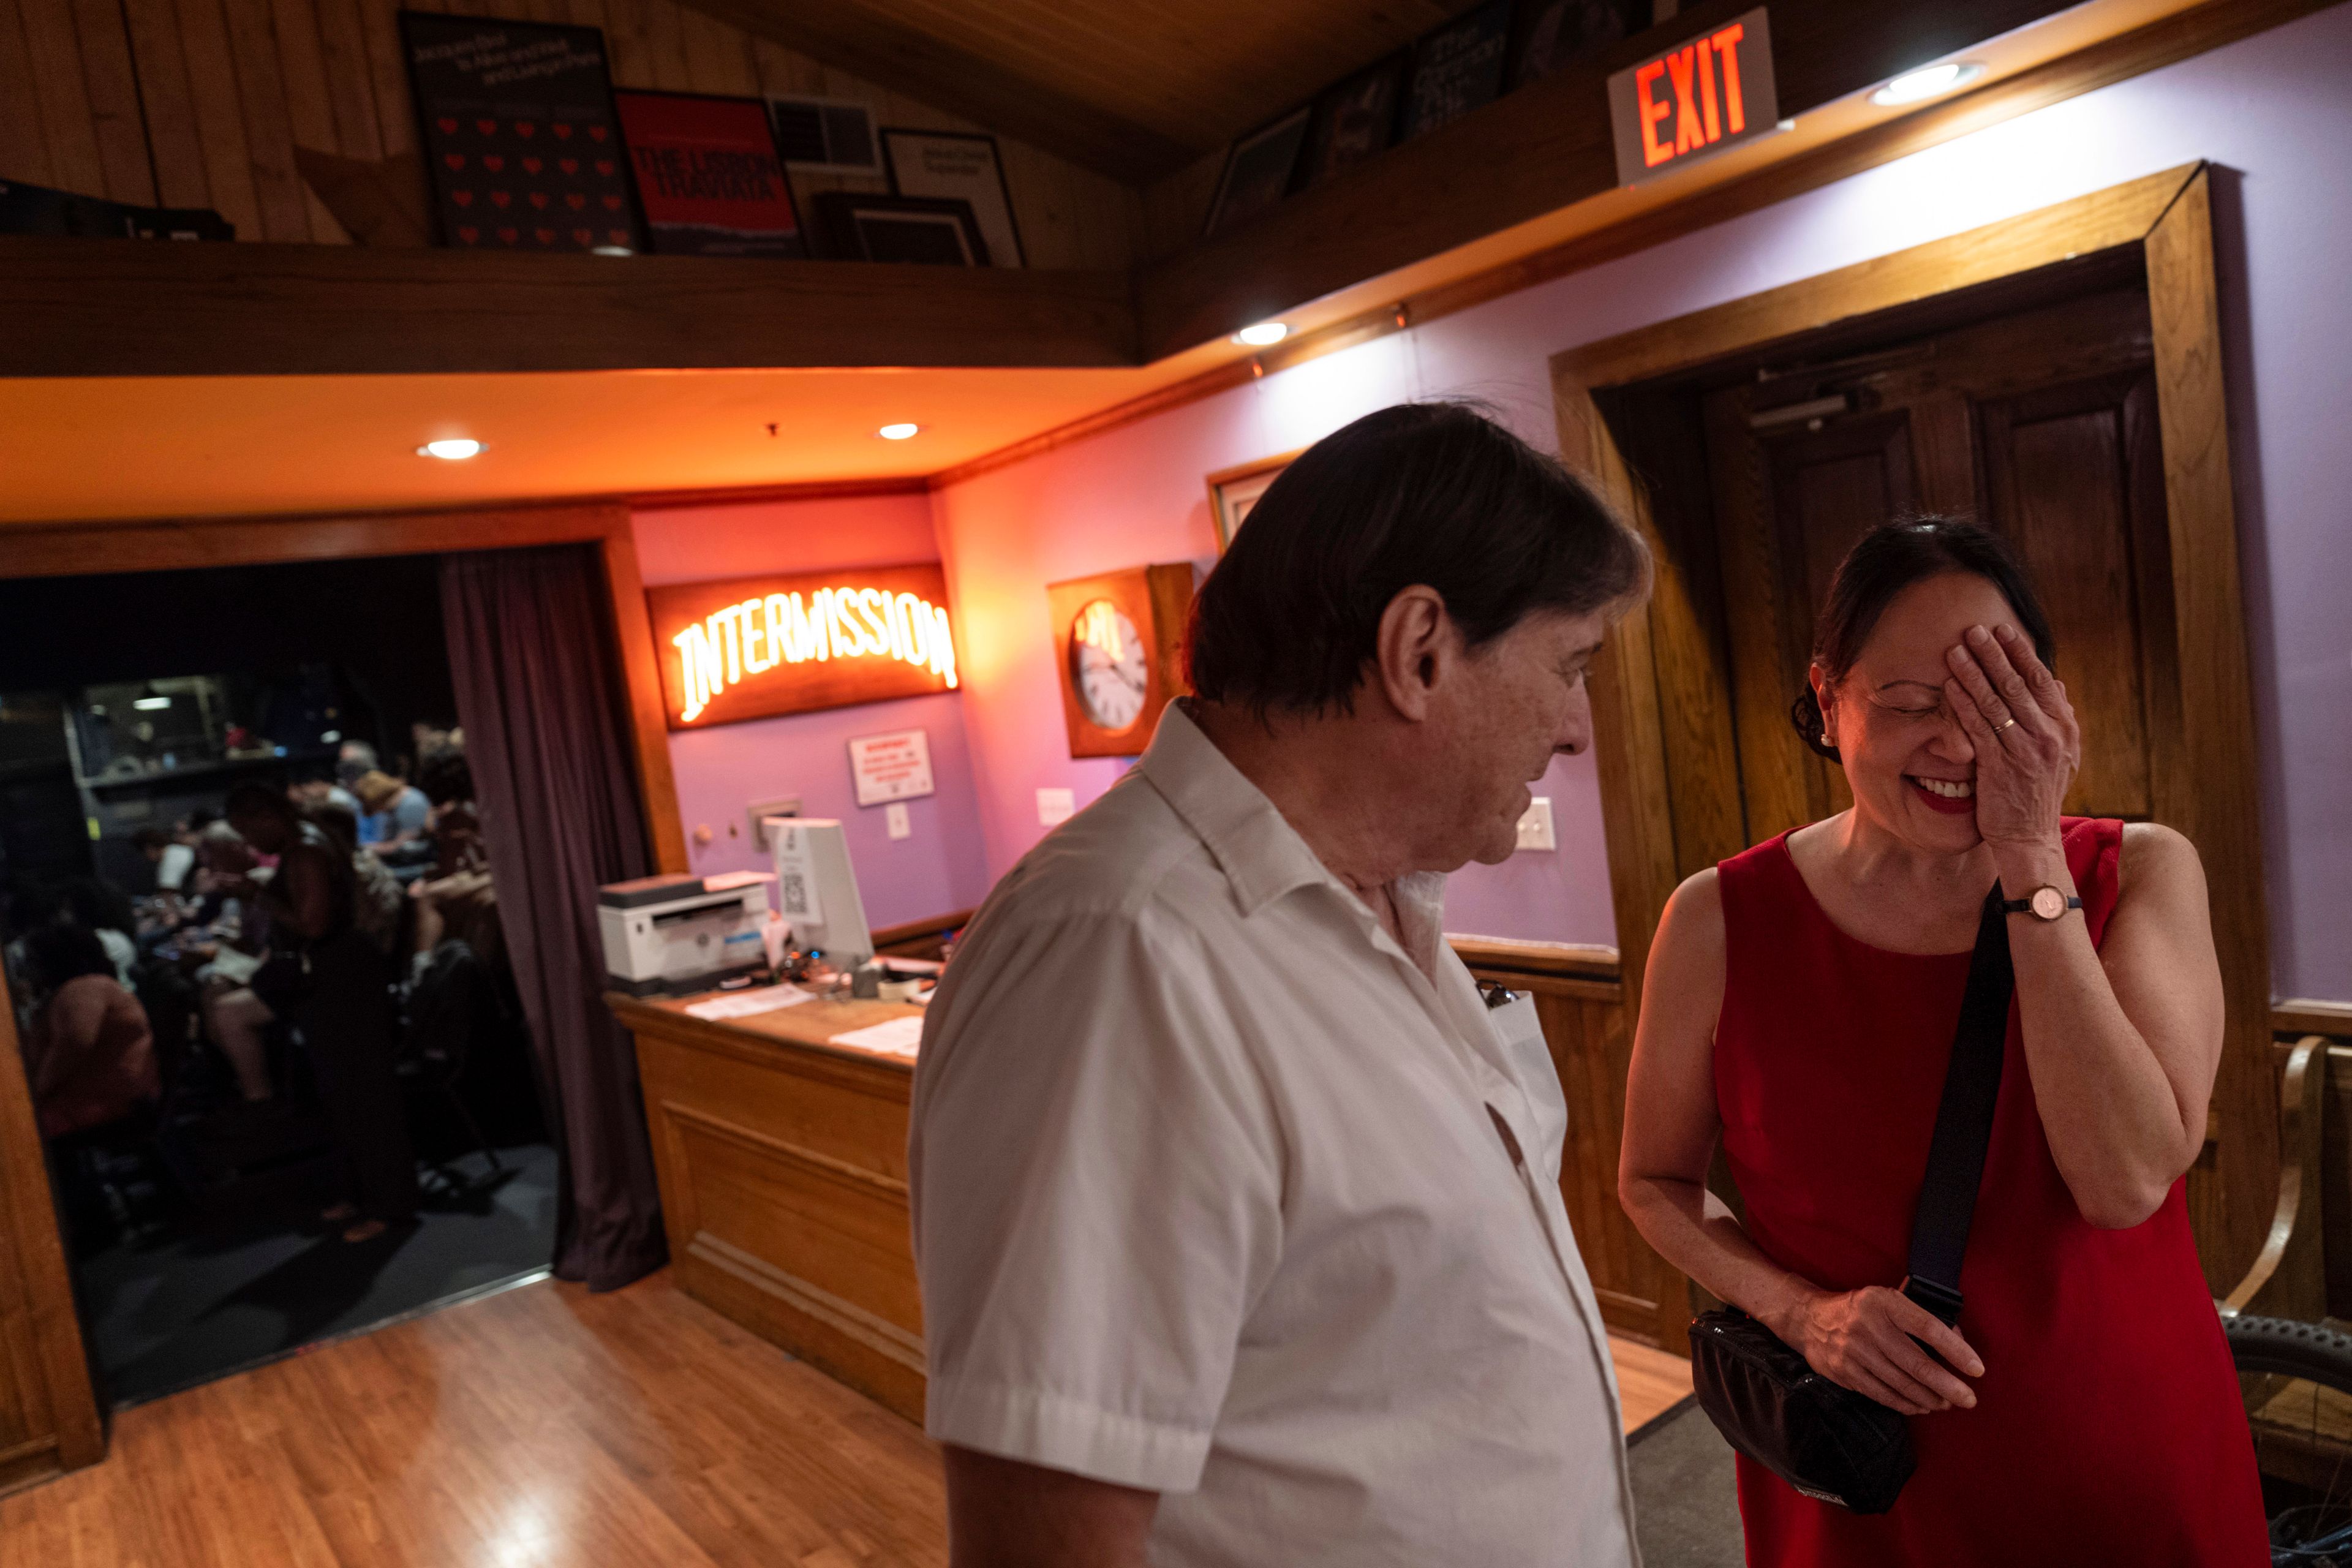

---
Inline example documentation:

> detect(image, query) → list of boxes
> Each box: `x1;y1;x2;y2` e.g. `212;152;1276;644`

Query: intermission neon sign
646;563;961;730
673;585;957;722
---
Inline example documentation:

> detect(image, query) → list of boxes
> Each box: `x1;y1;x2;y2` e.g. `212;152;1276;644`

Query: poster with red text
614;89;805;257
399;11;645;254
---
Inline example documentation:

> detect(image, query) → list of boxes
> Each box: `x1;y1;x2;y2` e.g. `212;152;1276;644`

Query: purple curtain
440;546;666;1291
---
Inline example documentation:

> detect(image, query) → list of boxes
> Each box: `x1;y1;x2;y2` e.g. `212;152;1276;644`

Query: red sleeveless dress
1713;818;2267;1565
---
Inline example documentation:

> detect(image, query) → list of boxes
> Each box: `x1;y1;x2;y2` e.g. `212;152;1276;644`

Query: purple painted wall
931;6;2352;994
633;492;993;929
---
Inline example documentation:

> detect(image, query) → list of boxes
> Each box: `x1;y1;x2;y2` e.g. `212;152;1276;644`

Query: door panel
1705;288;2169;848
1977;369;2168;820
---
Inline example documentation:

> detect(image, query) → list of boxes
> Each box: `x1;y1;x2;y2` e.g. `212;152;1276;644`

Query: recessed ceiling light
133;696;172;710
418;438;484;460
1232;321;1288;347
878;423;921;440
1870;61;1984;105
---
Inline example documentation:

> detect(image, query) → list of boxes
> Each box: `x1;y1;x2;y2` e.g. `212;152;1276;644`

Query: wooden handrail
2218;1035;2329;1321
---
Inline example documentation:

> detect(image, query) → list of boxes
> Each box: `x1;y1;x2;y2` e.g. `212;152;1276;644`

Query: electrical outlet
746;796;801;846
1036;787;1076;826
1515;796;1556;852
885;802;912;840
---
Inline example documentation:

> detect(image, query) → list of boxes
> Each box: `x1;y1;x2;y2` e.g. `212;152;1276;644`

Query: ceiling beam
677;0;1194;184
1134;0;2098;360
0;238;1137;377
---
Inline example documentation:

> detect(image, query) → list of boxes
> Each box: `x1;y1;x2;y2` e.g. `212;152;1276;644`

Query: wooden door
1703;287;2179;849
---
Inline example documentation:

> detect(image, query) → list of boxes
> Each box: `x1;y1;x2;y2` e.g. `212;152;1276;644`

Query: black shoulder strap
1901;884;2015;1326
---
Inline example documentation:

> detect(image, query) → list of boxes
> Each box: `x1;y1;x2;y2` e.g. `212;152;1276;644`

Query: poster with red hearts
399;11;646;255
612;89;804;258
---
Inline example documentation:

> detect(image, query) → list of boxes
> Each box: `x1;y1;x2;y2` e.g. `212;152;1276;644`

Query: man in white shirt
911;402;1653;1567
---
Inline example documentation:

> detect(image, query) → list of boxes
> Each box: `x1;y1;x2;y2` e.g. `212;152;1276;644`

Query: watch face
2032;886;2067;921
1071;599;1148;731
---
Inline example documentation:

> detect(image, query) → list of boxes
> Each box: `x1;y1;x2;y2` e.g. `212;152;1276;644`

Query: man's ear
1371;586;1453;722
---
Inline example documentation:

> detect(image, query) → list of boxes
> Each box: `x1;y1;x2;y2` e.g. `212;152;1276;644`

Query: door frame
1553;161;2276;1293
0;499;690;1487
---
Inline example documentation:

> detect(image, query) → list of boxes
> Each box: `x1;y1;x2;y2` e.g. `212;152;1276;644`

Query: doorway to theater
0;553;556;1408
1550;165;2272;1328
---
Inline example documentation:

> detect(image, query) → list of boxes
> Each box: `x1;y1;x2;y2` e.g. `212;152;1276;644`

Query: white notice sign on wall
848;728;935;806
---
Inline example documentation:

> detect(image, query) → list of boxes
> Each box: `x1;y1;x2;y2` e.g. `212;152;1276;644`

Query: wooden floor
1;1273;1692;1566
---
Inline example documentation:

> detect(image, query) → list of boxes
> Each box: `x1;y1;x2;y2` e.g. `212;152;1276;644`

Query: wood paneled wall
0;0;1138;268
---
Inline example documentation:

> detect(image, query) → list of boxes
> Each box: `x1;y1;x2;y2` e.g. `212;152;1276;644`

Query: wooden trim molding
2277;999;2352;1039
0;971;105;1486
1551;162;2279;1289
870;909;974;952
1447;935;1623;984
923;0;2334;498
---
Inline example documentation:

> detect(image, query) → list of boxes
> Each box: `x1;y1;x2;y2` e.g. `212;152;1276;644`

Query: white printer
598;870;775;996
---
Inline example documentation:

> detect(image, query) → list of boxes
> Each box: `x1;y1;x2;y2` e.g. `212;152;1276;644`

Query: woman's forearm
1621;1175;1825;1341
1993;838;2196;1226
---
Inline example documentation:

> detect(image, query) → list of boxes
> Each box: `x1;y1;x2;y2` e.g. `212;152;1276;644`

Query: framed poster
399;11;644;254
1401;0;1515;141
612;89;803;257
1202;105;1311;238
881;128;1023;268
1510;0;1641;88
810;191;989;265
1205;448;1303;552
1297;54;1406;189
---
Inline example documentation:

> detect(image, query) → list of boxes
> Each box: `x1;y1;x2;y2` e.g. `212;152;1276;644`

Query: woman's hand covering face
1943;624;2081;848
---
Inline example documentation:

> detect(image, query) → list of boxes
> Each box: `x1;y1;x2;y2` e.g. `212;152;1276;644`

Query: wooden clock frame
1046;562;1197;757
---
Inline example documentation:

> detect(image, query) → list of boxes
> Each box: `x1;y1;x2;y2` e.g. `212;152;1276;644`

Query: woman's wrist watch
2002;884;2083;922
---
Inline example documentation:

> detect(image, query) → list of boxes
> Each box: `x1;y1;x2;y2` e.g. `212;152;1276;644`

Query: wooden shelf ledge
0;237;1136;377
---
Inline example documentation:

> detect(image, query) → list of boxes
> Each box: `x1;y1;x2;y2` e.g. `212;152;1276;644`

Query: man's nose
1556;688;1594;756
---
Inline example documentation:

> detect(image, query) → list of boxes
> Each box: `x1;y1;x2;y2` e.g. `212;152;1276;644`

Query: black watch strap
2000;888;2082;918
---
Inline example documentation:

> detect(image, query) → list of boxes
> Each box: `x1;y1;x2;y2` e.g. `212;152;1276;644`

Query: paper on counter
684;984;814;1021
829;1014;925;1058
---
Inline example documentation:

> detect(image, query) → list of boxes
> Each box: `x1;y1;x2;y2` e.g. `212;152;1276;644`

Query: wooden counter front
608;989;926;1422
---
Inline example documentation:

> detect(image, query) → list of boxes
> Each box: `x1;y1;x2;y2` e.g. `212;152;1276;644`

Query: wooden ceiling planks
677;0;1460;179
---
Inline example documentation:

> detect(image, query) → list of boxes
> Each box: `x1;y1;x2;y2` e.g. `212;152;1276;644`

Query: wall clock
1046;564;1198;758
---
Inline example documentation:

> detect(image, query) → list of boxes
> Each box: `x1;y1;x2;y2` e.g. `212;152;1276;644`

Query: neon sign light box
647;562;959;729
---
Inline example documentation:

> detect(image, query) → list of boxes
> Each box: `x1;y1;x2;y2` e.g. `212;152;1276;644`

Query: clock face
1071;598;1148;731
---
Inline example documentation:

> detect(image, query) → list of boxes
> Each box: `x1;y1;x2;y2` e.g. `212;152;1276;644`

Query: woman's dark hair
57;877;135;937
23;921;115;990
1187;402;1650;718
222;779;300;824
1795;516;2057;761
418;746;473;807
308;800;360;854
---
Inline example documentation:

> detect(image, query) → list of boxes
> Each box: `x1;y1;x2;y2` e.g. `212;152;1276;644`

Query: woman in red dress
1619;518;2268;1564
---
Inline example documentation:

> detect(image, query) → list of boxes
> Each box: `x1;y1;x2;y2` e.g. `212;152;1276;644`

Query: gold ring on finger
1994;717;2018;734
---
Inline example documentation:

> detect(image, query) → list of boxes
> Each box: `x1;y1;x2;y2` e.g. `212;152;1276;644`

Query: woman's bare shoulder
1647;869;1727;988
2117;821;2204;889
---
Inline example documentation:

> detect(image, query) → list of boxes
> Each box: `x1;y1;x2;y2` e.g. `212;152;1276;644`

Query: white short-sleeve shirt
910;704;1639;1567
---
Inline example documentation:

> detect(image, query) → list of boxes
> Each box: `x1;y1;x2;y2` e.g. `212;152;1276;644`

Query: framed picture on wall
811;190;990;265
613;89;804;257
1510;0;1642;88
880;128;1023;268
1205;449;1304;552
1203;105;1311;238
1297;53;1407;189
398;10;645;254
1400;0;1515;141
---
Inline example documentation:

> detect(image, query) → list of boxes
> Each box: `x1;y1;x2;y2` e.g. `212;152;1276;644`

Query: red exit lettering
1636;21;1749;170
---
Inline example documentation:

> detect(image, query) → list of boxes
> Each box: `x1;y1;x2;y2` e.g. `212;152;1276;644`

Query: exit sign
1607;7;1779;187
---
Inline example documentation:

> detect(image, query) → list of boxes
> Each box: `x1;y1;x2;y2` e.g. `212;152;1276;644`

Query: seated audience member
187;825;280;1105
133;826;198;905
223;782;417;1240
353;769;432;859
293;774;363;822
15;922;158;1138
336;740;379;790
55;878;139;986
407;746;501;973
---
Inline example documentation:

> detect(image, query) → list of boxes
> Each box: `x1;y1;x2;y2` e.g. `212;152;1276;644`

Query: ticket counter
608;989;928;1422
